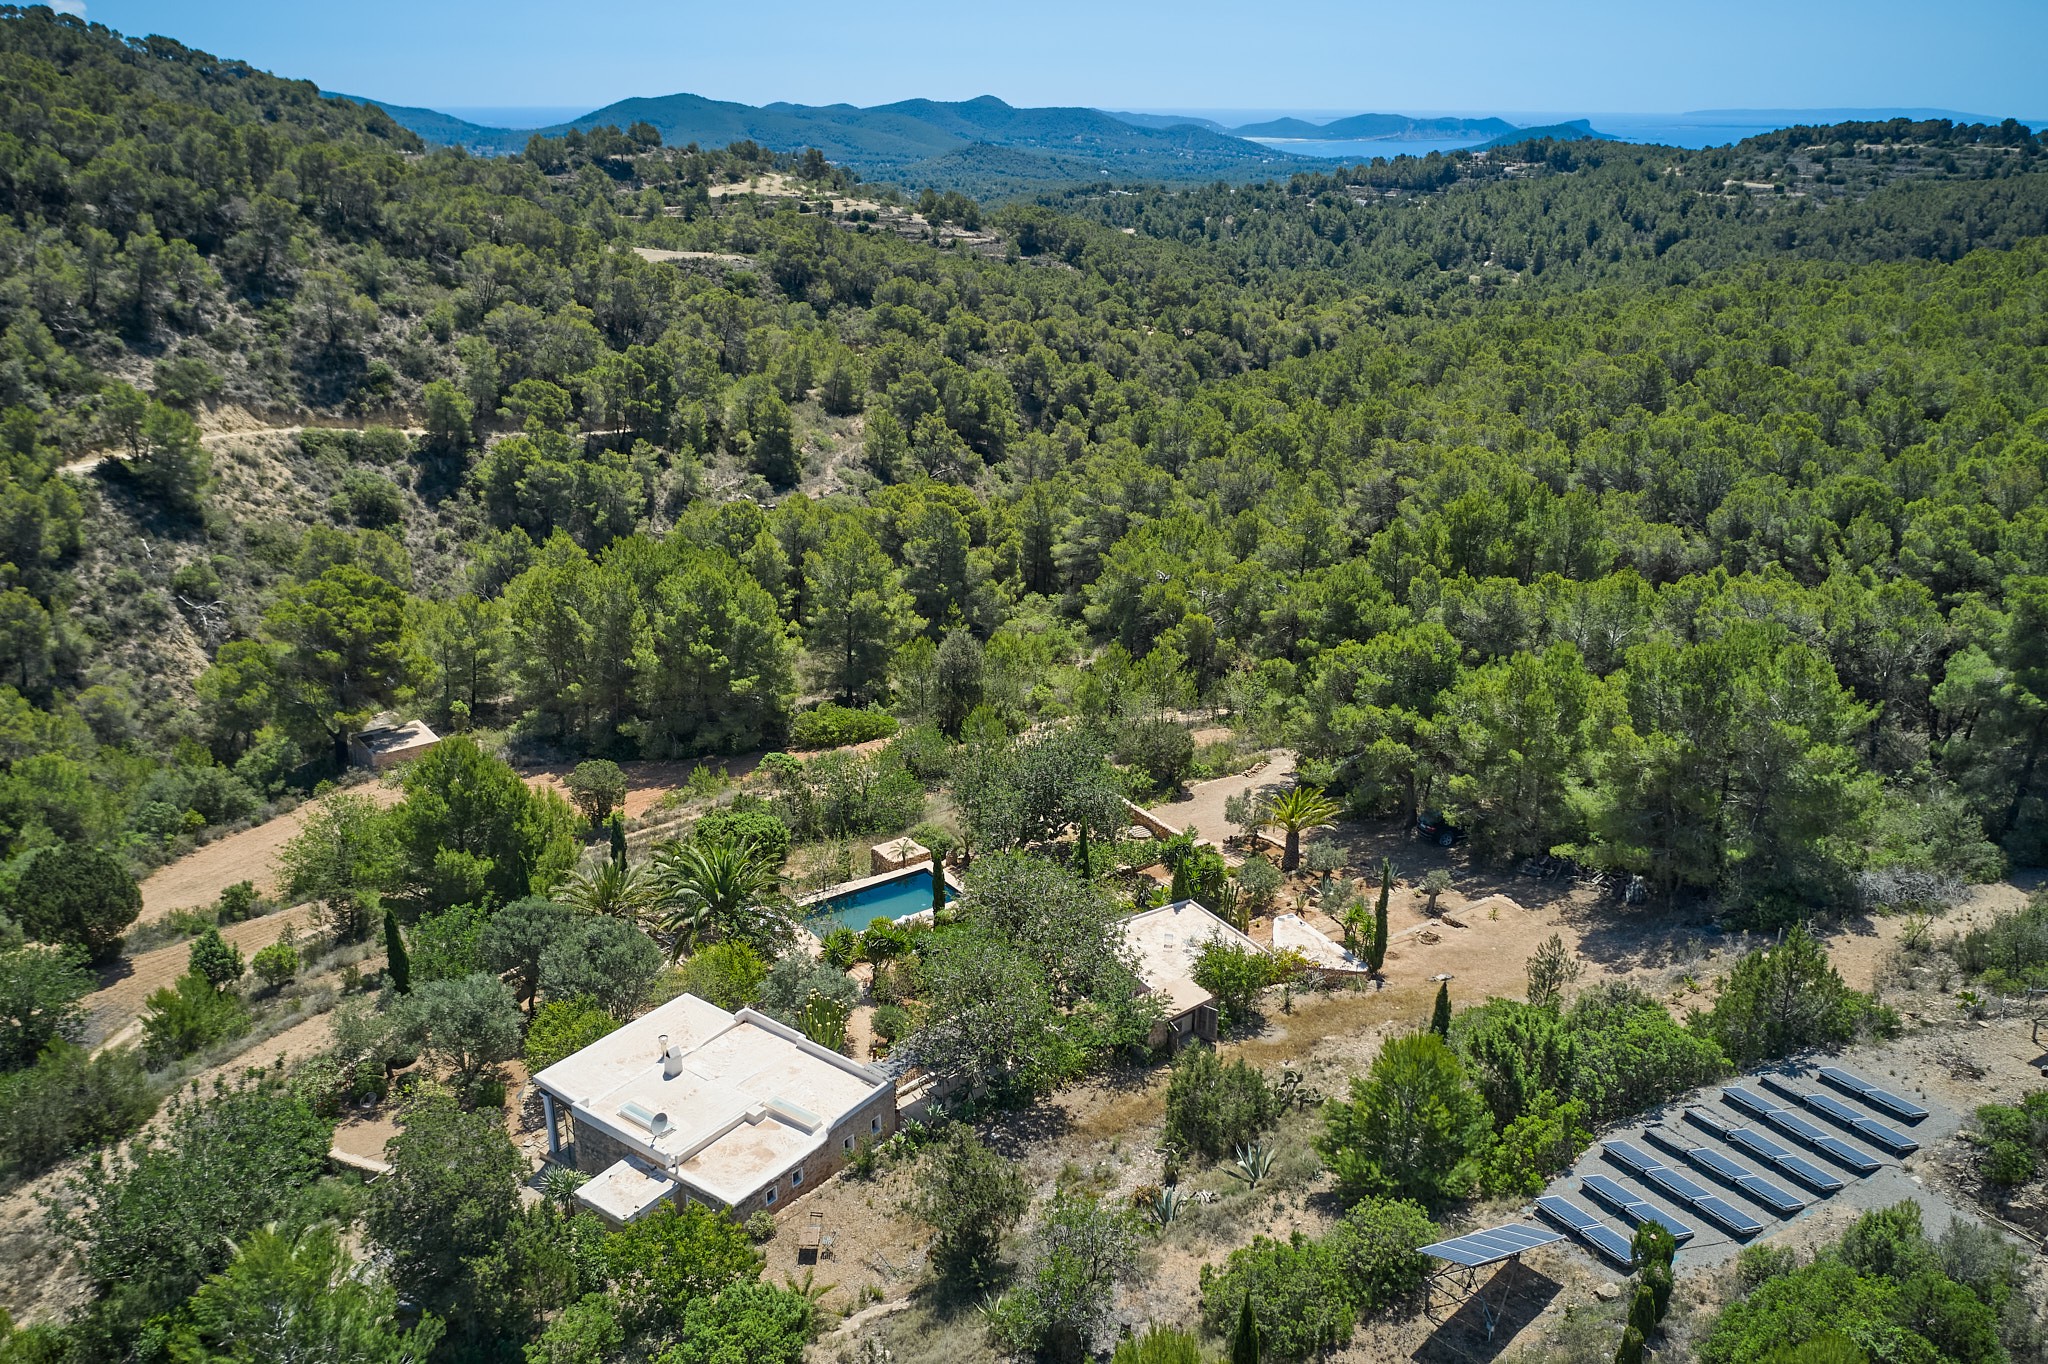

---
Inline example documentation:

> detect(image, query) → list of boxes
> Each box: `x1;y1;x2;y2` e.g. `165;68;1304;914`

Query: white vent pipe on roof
619;1102;672;1138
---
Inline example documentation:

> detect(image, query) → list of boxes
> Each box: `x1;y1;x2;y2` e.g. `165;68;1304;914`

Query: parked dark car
1414;810;1464;847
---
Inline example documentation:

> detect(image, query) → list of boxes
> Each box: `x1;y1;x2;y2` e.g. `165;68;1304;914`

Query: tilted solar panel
1800;1092;1920;1156
1581;1174;1696;1244
1818;1066;1928;1123
1419;1223;1563;1267
1722;1126;1847;1193
1758;1109;1884;1174
1535;1197;1636;1267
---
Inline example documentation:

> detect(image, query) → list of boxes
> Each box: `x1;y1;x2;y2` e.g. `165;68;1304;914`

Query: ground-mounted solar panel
1580;1174;1695;1244
1757;1108;1884;1175
1718;1123;1847;1193
1799;1092;1920;1156
1418;1223;1563;1267
1723;1086;1780;1122
1683;1145;1808;1215
1535;1196;1636;1267
1686;1193;1766;1237
1818;1066;1928;1123
1683;1106;1738;1140
1601;1140;1662;1179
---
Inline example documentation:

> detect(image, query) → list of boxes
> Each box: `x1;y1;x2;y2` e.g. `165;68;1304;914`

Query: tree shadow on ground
1412;1261;1562;1364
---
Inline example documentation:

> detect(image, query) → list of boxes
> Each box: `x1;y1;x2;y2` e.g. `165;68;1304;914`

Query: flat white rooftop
534;992;891;1205
1121;899;1263;1004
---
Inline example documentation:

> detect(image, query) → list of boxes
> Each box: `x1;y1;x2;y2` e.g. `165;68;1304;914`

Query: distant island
1228;112;1518;140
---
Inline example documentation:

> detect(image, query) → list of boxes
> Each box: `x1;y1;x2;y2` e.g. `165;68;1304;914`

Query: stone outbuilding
1120;900;1266;1050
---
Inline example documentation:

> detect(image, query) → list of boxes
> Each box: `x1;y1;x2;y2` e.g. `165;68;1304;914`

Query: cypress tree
931;846;947;916
1074;819;1092;880
384;908;411;994
1615;1325;1646;1364
1367;859;1391;972
608;814;628;869
1230;1291;1261;1364
1430;980;1451;1037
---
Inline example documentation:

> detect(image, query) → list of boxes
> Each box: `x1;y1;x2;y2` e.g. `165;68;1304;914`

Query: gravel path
1141;749;1296;847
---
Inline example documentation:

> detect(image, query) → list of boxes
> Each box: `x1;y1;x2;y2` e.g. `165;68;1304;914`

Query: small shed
869;837;930;876
1121;900;1264;1050
348;717;440;770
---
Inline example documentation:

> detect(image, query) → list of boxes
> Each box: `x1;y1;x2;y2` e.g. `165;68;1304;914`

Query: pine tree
1230;1291;1261;1364
1368;859;1391;973
384;908;410;994
1430;980;1451;1037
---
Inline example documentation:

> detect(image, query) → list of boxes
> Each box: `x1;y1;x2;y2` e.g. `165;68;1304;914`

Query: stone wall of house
566;1084;902;1222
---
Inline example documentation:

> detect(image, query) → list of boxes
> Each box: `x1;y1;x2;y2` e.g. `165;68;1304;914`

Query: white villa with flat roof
532;993;897;1224
1121;899;1265;1049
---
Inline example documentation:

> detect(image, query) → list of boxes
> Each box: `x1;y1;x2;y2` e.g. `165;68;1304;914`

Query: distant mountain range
1226;112;1518;140
327;89;1640;193
331;91;1327;188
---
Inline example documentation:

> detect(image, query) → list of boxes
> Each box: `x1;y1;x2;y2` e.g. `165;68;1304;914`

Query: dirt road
88;904;322;1045
138;784;403;923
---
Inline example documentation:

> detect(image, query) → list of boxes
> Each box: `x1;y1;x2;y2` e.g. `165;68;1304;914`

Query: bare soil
137;782;404;922
87;904;323;1046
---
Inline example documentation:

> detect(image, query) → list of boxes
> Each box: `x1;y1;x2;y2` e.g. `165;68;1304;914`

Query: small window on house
843;1136;854;1151
765;1186;778;1206
791;1167;803;1186
870;1117;882;1134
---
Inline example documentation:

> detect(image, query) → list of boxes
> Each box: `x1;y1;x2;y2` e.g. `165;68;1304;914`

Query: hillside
341;88;1322;188
1233;112;1517;140
5;9;2048;1364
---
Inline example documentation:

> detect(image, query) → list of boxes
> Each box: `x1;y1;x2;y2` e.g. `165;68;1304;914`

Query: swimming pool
801;868;954;935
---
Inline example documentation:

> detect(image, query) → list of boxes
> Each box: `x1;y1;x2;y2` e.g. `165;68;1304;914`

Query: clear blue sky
62;0;2048;119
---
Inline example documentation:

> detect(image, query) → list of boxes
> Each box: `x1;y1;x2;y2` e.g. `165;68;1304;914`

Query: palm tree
650;837;790;961
1260;785;1342;872
557;858;653;921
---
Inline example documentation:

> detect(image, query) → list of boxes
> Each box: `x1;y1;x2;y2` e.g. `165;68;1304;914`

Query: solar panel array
1818;1066;1929;1123
1581;1174;1696;1243
1536;1196;1637;1266
1643;1125;1808;1216
1418;1223;1563;1268
1724;1087;1884;1175
1534;1067;1928;1272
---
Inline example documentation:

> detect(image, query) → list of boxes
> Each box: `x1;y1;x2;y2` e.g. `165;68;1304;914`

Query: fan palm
650;837;790;960
1260;785;1342;872
557;858;653;921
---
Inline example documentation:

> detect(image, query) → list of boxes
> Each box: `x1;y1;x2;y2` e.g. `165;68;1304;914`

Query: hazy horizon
69;0;2048;123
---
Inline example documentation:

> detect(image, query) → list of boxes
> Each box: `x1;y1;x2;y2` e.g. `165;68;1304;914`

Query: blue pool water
803;870;953;935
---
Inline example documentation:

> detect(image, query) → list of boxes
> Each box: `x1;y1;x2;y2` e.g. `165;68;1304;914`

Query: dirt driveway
138;783;403;923
1143;750;1296;846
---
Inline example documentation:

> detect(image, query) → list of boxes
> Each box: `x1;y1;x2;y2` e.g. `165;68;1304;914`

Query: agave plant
796;990;851;1052
537;1165;590;1205
1230;1141;1277;1191
1149;1183;1188;1226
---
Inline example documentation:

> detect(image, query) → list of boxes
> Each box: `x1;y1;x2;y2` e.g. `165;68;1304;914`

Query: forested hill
337;88;1324;191
1;1;2047;917
1055;119;2048;298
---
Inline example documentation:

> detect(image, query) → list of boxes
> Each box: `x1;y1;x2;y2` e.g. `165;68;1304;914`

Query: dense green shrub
0;945;93;1071
1698;926;1890;1067
0;1043;157;1179
524;995;620;1074
1190;940;1274;1035
1199;1233;1353;1361
1163;1044;1279;1161
789;704;899;750
692;802;794;866
139;970;251;1065
12;845;140;964
909;1124;1029;1283
1319;1032;1490;1210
